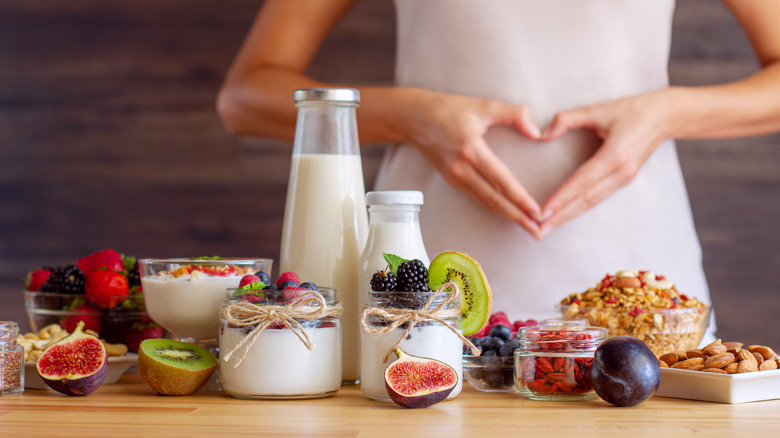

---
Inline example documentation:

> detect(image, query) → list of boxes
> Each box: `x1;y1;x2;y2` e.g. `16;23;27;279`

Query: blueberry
482;349;498;357
474;337;491;348
265;289;282;301
499;340;521;357
300;281;318;291
483;336;504;352
483;371;506;388
279;280;299;289
254;271;271;286
488;324;512;341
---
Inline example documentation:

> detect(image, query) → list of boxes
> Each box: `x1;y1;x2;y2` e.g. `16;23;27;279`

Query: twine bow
220;291;342;367
360;281;480;363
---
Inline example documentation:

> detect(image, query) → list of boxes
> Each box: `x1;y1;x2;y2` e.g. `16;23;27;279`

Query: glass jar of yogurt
360;289;463;402
219;288;342;399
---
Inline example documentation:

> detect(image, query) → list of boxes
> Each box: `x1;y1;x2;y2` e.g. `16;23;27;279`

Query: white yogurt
142;272;241;340
360;323;463;401
220;325;341;399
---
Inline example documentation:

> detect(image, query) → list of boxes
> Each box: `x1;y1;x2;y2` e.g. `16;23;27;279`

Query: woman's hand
537;91;672;237
396;88;545;238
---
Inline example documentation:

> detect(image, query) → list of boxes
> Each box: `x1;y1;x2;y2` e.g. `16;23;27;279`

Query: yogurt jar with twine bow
359;281;476;402
218;287;342;399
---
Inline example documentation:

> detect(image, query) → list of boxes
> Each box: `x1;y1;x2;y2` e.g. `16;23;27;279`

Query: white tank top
374;0;713;326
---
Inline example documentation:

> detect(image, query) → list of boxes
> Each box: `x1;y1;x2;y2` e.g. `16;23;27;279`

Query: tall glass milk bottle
357;190;430;320
280;88;368;384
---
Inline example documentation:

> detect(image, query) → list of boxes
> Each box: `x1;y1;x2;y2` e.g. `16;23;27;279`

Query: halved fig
36;321;108;396
384;349;458;408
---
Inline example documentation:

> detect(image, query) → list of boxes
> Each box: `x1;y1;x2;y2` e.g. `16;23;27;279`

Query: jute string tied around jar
220;291;342;367
360;281;480;363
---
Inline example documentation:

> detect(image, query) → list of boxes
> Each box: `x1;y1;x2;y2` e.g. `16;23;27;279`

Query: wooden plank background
1;0;778;346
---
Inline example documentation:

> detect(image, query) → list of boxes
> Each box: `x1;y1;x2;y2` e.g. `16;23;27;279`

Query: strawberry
277;271;300;288
123;324;163;353
26;269;53;291
59;303;102;333
239;274;261;288
194;265;237;276
84;270;129;309
78;249;124;278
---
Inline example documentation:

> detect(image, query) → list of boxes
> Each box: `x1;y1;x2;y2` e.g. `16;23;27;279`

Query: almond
752;352;764;365
702;368;727;374
748;346;777;360
659;352;679;367
676;352;688;362
672;357;704;369
724;363;740;374
688;364;705;371
737;359;758;373
702;344;728;356
685;349;704;359
722;342;743;352
658;360;669;368
759;360;778;371
703;352;735;369
737;349;756;363
614;276;642;288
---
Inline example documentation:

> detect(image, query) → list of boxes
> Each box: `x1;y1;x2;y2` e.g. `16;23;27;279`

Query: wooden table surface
2;373;779;437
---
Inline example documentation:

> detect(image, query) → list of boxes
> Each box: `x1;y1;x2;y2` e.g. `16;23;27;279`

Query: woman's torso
375;0;711;322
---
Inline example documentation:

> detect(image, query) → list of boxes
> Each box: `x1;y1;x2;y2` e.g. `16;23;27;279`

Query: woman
217;0;780;327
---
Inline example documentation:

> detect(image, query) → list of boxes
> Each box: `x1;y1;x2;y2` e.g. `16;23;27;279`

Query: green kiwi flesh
138;338;217;395
427;251;492;336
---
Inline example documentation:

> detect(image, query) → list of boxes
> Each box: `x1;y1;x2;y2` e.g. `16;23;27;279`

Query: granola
559;270;710;355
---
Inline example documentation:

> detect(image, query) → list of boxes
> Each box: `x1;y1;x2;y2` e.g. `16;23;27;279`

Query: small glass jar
514;323;607;401
219;288;341;399
360;290;463;402
1;321;25;396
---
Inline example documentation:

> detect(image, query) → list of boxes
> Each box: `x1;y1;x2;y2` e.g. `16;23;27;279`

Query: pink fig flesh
384;349;458;408
36;321;108;396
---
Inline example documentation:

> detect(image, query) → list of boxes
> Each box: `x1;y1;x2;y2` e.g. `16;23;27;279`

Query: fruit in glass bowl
23;250;160;352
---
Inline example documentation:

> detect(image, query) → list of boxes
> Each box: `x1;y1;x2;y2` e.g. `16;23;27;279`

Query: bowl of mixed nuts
558;270;711;356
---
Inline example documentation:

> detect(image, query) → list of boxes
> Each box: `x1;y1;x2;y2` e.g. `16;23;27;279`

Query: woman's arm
217;0;545;236
537;0;780;236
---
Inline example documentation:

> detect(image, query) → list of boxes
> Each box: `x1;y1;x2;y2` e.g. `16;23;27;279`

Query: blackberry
404;281;430;292
395;259;428;291
126;265;142;290
41;265;86;294
370;270;397;291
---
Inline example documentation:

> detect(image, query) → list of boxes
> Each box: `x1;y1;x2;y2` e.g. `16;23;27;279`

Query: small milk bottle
279;88;368;384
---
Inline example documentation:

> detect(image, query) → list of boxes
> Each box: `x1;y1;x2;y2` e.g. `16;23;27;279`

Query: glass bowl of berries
23;250;159;352
463;323;520;392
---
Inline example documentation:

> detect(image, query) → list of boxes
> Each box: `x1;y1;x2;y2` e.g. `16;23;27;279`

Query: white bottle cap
365;190;424;206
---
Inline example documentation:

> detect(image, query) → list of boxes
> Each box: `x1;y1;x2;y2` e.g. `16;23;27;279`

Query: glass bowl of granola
558;270;711;356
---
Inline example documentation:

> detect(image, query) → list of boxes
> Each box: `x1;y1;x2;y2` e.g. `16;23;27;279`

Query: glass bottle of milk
358;190;430;326
280;88;368;384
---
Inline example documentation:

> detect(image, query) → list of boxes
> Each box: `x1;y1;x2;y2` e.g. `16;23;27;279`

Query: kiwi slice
138;339;217;396
427;251;492;336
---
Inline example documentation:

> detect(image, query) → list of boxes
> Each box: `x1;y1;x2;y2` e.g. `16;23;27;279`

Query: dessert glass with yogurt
219;288;342;399
360;290;463;402
139;258;272;341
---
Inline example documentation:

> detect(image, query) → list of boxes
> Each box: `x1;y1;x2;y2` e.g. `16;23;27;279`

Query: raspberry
395;259;428;291
239;274;261;288
277;271;300;288
371;270;397;291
